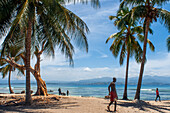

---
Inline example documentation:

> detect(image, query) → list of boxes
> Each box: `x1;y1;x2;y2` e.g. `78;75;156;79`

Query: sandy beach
0;94;170;113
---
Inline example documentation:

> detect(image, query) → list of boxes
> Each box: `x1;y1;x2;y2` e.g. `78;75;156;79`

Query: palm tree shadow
117;100;170;113
0;97;79;113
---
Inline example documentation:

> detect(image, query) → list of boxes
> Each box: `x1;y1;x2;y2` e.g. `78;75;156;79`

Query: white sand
0;94;170;113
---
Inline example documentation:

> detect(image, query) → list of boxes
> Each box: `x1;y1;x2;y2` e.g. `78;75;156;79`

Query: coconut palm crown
120;0;170;100
106;7;155;100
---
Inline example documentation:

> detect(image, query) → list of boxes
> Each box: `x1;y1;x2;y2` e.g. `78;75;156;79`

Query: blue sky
0;0;170;81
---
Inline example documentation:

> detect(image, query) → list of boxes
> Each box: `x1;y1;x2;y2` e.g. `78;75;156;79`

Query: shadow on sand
117;100;170;113
103;99;170;113
0;96;79;113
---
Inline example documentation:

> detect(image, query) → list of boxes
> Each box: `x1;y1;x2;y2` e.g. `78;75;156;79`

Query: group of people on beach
58;88;69;96
57;77;161;112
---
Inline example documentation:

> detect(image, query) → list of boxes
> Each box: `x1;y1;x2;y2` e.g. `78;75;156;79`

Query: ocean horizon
0;82;170;101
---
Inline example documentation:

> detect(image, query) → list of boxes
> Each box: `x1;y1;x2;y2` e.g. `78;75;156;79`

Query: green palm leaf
167;36;170;52
158;8;170;32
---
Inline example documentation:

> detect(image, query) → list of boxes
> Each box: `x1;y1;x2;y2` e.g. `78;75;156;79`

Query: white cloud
127;52;170;77
144;53;170;76
40;52;69;67
101;54;108;58
40;66;114;81
8;52;169;81
1;52;170;82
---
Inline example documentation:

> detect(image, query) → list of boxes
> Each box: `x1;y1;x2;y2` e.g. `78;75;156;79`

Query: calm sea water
0;83;170;100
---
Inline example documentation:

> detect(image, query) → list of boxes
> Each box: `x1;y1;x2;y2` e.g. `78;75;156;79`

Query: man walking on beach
155;88;161;102
107;77;118;112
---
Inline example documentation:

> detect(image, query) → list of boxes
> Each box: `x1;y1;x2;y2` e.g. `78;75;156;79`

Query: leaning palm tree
1;36;48;96
0;45;25;94
0;64;15;94
120;0;170;100
106;7;154;100
0;0;100;104
167;36;170;52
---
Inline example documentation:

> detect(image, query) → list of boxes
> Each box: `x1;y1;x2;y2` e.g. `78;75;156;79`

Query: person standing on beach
107;77;118;112
66;90;69;96
67;90;69;96
155;88;161;101
58;88;61;95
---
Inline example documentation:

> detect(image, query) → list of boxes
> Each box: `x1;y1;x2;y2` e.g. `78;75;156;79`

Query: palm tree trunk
123;49;130;100
134;18;150;100
25;18;32;105
8;70;14;94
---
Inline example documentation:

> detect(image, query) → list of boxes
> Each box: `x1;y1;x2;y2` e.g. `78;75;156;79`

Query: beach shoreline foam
0;94;170;113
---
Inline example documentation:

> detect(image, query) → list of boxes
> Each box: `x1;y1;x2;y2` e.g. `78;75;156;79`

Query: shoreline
0;94;170;113
1;93;170;101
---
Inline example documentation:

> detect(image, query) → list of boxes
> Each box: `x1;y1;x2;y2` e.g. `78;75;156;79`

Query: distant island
67;75;170;85
1;75;169;85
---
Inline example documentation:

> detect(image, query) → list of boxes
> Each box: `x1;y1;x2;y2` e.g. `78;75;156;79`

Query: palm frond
17;68;25;76
120;0;145;6
106;32;122;43
1;1;28;57
158;8;170;32
119;42;126;65
35;1;90;65
137;34;144;42
0;0;18;37
59;5;89;52
109;16;117;20
131;26;143;34
148;28;153;35
152;0;170;6
134;41;143;63
1;65;11;78
1;24;25;57
147;39;155;52
131;5;146;21
110;38;123;58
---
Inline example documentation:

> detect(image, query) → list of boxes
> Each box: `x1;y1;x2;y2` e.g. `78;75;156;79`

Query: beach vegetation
120;0;170;100
106;7;154;100
0;43;25;94
0;0;100;105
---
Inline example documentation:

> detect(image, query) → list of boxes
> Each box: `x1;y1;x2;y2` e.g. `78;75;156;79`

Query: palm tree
167;36;170;52
0;0;100;104
0;44;25;94
120;0;170;100
106;7;154;100
0;64;15;94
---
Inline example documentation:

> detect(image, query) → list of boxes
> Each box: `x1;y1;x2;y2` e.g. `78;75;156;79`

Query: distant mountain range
68;75;170;85
0;75;170;85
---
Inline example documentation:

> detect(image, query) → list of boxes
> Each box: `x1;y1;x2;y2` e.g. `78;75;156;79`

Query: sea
0;83;170;100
